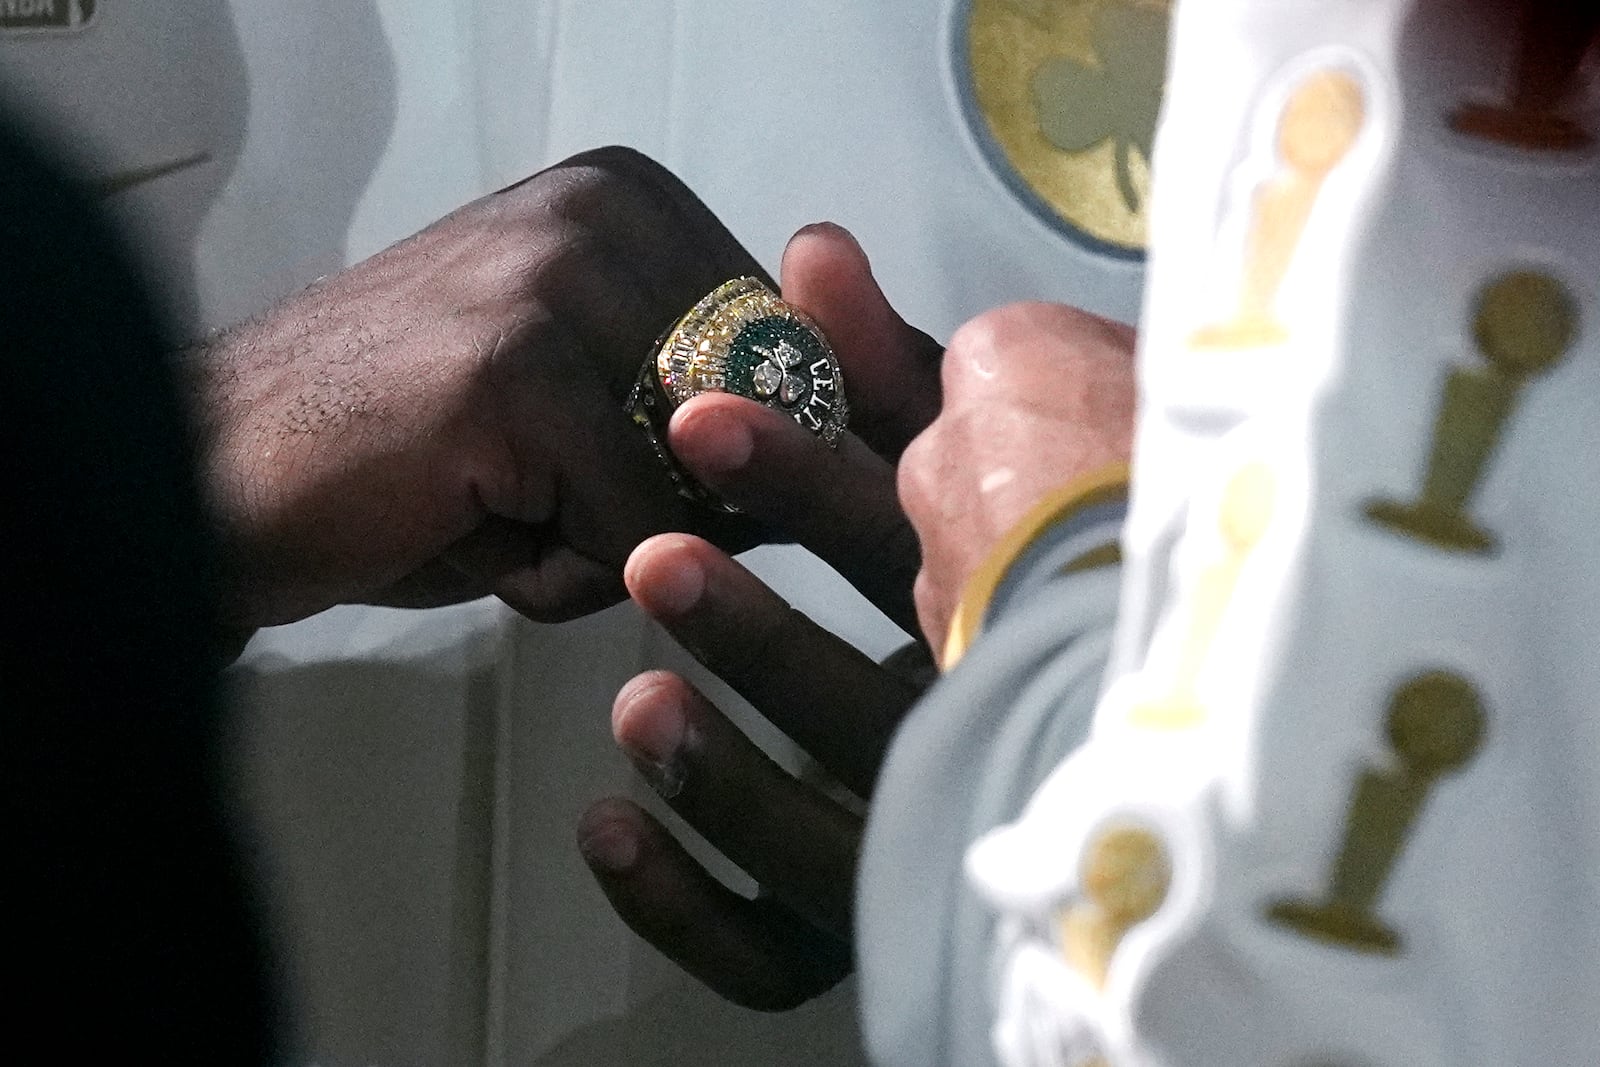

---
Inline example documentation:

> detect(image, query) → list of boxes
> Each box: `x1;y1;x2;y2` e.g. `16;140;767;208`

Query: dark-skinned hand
185;146;765;631
576;222;943;1010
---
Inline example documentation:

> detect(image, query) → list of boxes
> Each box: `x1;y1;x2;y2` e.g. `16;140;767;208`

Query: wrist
942;462;1130;669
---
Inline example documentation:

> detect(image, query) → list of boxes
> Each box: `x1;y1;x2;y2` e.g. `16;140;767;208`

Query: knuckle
948;302;1035;358
949;301;1127;381
493;150;666;203
1034;300;1108;334
942;306;1020;396
563;144;667;183
539;145;676;217
942;319;988;390
940;304;1141;442
896;431;940;527
531;165;615;224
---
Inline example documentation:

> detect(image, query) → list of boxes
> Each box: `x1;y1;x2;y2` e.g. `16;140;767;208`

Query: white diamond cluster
752;359;784;398
751;339;808;402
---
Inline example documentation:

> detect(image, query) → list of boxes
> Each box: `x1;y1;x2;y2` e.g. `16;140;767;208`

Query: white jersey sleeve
959;2;1600;1065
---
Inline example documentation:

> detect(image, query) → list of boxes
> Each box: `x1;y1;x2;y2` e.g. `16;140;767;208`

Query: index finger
669;394;923;636
625;532;920;795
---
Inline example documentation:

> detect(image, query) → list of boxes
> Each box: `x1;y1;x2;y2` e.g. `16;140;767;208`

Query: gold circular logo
955;0;1171;255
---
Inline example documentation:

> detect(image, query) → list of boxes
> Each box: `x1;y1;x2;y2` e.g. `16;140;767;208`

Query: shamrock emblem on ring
750;338;810;407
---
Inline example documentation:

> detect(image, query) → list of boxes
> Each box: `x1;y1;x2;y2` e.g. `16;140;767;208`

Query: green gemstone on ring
728;317;825;408
722;314;847;444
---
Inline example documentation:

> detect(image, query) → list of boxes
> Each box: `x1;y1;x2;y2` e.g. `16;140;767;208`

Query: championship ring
626;277;849;508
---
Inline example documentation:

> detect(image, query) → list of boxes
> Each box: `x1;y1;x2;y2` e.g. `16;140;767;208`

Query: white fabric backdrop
2;2;1141;1062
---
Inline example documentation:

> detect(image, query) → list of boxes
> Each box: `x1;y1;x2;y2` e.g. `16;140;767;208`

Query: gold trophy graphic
1059;823;1172;988
1267;672;1486;955
1365;271;1577;554
1191;69;1366;350
1131;463;1276;730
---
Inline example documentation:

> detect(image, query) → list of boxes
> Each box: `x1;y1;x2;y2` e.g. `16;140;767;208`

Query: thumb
779;223;943;459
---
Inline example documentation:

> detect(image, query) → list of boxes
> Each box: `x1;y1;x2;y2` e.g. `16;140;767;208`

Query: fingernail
799;219;853;242
674;406;754;478
800;220;868;263
618;682;692;800
631;754;687;800
645;553;704;617
835;223;867;259
578;819;639;872
696;420;754;477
